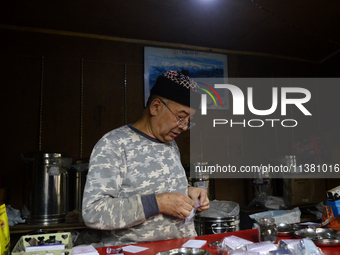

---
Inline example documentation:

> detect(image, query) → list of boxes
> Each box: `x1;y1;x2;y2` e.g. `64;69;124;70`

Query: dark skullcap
150;70;201;109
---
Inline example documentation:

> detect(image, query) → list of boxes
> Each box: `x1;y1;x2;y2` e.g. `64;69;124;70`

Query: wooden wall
1;28;339;209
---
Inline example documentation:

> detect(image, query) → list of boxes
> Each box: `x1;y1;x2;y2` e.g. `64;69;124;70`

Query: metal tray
277;223;302;236
294;228;340;247
155;248;212;255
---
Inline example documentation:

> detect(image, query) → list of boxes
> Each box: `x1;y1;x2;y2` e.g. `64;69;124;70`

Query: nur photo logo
198;80;312;128
198;82;223;115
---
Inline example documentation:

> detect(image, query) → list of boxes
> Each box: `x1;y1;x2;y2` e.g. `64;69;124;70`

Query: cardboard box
291;134;331;165
283;177;326;206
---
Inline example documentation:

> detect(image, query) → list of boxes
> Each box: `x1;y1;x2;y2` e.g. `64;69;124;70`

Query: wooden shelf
10;222;88;234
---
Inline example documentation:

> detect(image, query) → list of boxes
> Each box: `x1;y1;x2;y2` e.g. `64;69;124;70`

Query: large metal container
23;152;71;225
194;200;240;235
194;214;240;235
69;159;89;212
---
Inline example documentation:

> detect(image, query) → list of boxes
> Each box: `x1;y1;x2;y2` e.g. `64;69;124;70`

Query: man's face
152;99;196;143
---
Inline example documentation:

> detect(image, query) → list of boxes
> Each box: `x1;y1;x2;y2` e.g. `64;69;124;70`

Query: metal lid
195;214;239;220
209;241;222;249
72;158;89;172
74;158;90;164
260;217;275;225
29;152;69;158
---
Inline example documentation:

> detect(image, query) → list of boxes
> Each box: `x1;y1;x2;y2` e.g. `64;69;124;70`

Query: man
82;70;210;246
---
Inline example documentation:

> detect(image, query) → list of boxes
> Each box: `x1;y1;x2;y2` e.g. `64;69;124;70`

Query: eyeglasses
159;99;195;130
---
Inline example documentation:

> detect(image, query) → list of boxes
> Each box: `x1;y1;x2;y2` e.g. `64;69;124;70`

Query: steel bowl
155;248;212;255
277;223;302;236
294;228;340;247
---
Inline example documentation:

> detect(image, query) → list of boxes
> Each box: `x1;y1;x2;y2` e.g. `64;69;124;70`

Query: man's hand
156;193;196;219
188;187;210;212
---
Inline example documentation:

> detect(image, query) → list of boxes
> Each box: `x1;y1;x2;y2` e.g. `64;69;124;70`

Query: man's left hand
187;187;210;212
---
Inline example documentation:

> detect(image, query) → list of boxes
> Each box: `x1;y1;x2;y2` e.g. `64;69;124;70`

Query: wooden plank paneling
126;63;144;124
41;58;81;159
82;61;125;158
1;55;41;209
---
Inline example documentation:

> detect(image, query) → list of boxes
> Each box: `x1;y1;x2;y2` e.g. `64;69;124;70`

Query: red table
96;229;340;255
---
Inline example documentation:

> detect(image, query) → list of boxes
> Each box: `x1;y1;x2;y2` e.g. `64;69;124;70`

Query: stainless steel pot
23;152;71;225
69;158;89;212
194;214;240;235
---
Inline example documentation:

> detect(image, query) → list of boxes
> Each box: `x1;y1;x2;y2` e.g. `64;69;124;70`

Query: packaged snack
269;248;293;254
179;201;200;229
246;241;277;254
229;251;260;255
221;235;253;250
294;238;324;255
0;204;10;255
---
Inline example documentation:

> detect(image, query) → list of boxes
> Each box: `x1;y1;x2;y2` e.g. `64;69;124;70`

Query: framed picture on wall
144;47;229;110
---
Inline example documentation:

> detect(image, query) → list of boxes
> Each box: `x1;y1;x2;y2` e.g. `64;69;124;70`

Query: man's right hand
155;193;196;219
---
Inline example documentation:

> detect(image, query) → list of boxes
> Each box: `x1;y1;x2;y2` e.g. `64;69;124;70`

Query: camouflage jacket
82;125;196;246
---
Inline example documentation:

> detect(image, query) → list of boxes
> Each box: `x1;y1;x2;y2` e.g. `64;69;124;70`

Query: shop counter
96;229;340;255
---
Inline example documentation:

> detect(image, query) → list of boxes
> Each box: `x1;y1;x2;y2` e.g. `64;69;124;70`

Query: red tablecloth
96;229;340;255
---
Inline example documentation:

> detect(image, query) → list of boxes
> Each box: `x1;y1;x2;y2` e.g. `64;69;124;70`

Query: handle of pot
211;223;229;234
